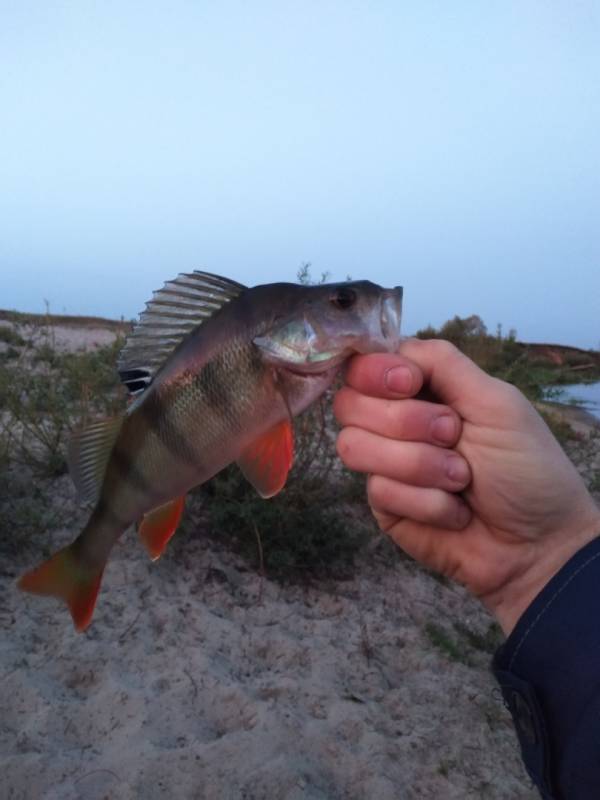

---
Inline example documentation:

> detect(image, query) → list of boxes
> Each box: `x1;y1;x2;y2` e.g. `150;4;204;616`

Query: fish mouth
380;287;403;345
282;353;348;378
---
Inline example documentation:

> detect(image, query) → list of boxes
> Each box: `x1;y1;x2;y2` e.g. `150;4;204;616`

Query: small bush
0;326;25;347
425;622;473;666
452;621;503;655
0;327;125;477
425;620;503;665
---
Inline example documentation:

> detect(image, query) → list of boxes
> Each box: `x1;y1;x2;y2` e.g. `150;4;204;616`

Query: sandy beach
3;517;540;800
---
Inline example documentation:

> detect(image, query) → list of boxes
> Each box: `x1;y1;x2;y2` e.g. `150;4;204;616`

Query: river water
549;382;600;421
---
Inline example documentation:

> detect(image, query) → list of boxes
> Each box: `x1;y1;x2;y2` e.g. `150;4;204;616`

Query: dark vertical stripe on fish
198;357;234;411
111;445;152;495
139;388;201;466
94;496;129;529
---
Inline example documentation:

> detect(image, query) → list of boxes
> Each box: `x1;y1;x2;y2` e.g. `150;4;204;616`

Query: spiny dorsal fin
68;416;123;503
117;270;247;395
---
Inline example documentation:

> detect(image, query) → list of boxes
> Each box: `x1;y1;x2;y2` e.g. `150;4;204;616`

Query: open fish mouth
380;287;403;344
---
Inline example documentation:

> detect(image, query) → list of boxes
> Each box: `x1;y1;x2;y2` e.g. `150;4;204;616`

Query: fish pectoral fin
18;545;104;633
237;420;294;499
138;496;186;561
68;416;124;504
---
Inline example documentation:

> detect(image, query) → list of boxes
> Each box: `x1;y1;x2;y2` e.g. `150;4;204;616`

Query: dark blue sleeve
493;535;600;799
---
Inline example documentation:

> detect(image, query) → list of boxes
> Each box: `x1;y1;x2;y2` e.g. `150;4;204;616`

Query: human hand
334;339;600;635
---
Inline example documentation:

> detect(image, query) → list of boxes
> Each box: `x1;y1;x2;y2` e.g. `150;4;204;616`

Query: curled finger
367;474;472;531
336;427;471;492
334;388;461;447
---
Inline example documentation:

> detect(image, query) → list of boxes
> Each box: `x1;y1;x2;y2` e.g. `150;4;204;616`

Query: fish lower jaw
282;362;343;379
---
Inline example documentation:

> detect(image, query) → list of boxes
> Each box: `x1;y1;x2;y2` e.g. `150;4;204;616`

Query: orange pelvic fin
138;496;185;561
237;419;294;498
18;546;104;633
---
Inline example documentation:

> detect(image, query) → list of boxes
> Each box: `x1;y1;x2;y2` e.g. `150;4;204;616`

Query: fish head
253;280;403;374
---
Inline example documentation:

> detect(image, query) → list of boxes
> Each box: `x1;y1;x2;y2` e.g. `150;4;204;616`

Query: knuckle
430;339;460;361
424;492;449;524
367;474;389;508
384;400;408;437
412;447;433;483
336;427;360;467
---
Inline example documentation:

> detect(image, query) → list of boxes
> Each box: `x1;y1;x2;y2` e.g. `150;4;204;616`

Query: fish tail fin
18;544;105;632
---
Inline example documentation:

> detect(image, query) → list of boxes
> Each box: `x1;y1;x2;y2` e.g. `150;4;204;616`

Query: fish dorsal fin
117;270;247;395
237;419;294;498
68;416;123;503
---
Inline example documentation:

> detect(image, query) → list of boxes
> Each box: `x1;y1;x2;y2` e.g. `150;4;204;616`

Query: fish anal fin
237;420;294;499
68;416;123;503
138;496;186;561
18;546;104;633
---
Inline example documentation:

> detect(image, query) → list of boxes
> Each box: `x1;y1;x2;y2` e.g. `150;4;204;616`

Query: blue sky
1;1;599;347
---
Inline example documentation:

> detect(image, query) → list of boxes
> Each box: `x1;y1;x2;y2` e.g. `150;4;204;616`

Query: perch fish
18;271;403;630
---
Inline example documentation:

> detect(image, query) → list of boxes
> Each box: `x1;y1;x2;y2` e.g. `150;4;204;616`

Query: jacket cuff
493;535;600;799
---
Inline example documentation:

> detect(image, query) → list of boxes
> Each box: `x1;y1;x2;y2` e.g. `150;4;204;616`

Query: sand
2;521;539;800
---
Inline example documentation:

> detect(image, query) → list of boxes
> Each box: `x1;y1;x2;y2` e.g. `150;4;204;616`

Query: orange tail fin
18;546;104;632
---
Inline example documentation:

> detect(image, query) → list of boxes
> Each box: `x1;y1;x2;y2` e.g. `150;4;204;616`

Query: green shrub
415;316;600;400
0;326;25;347
425;622;473;666
0;328;125;477
425;620;503;665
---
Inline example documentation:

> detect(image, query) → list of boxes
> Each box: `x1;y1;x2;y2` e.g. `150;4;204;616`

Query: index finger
344;353;424;399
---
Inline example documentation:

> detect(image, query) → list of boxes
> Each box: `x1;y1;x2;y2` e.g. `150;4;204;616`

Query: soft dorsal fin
117;270;247;395
68;416;123;503
237;419;294;498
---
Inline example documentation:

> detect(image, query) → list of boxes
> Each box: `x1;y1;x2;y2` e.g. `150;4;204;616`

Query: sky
1;1;599;348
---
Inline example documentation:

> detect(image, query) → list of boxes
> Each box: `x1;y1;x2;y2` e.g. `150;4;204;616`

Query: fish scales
101;334;285;529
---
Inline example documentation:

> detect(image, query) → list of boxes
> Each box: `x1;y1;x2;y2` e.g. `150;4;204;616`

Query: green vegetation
0;318;126;551
424;620;503;667
452;620;503;655
425;622;473;666
0;325;26;347
416;314;600;399
0;334;125;477
0;307;130;330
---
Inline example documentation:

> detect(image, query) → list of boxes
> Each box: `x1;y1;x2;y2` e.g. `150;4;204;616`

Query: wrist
485;512;600;636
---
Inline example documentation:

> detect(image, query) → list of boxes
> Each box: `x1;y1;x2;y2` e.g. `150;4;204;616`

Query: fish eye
330;287;357;310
